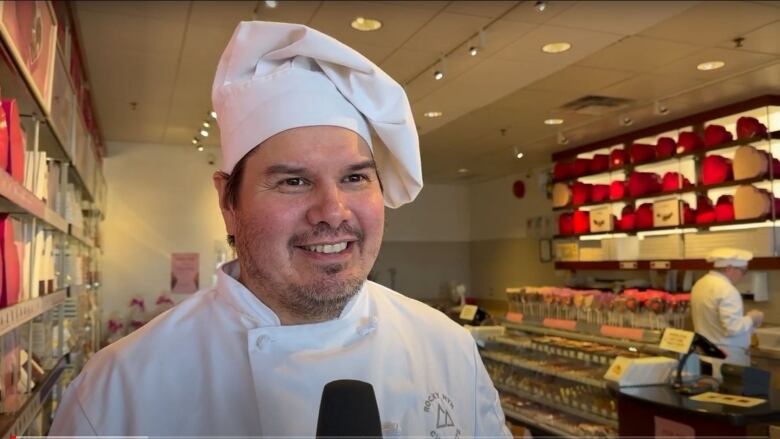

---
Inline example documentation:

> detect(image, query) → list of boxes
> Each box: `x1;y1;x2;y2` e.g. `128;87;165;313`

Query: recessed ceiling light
351;17;382;32
264;1;277;8
542;42;571;54
197;145;204;152
544;118;564;125
516;152;524;159
433;70;444;80
202;121;210;128
191;138;198;145
697;60;725;71
200;129;209;137
424;111;442;118
458;168;469;173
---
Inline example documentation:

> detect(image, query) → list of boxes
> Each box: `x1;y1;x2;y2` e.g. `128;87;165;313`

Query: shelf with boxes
549;96;780;266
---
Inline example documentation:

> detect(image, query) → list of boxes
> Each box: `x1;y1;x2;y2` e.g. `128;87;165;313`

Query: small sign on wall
171;253;199;294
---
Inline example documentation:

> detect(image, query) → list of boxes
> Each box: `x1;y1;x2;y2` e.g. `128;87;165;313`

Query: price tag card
690;392;766;408
659;328;695;354
459;305;478;321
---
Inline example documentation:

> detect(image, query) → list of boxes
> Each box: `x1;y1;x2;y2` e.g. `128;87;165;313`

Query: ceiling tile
650;47;777;80
252;1;324;25
526;65;634;94
502;1;577;24
444;1;520;19
381;48;440;84
74;1;188;22
87;48;178;109
577;36;703;73
639;1;780;46
98;98;169;144
494;24;622;63
596;73;703;101
77;9;186;55
308;1;441;50
188;1;258;29
548;1;698;35
376;1;448;10
402;12;492;53
718;21;780;56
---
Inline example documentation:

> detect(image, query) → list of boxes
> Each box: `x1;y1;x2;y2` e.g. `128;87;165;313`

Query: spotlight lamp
433;56;447;80
202;121;211;128
209;111;217;119
468;29;487;57
513;146;524;159
191;137;198;145
654;101;670;116
557;131;569;145
535;1;547;12
200;129;209;137
197;145;204;152
619;115;634;127
469;46;479;56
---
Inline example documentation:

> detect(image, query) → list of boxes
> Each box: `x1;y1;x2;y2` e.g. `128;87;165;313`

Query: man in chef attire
49;21;512;438
691;247;764;374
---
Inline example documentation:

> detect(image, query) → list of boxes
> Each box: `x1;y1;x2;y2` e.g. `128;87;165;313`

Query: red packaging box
656;137;676;159
0;100;25;184
590;154;609;174
704;124;733;148
661;172;693;192
736;116;768;139
715;195;735;222
610;181;626;200
572;158;591;177
631;143;656;164
571;182;592;206
636;203;654;229
573;210;590;234
677;131;703;154
628;172;662;198
701;155;733;185
610;149;627;169
591;184;610;202
558;213;573;235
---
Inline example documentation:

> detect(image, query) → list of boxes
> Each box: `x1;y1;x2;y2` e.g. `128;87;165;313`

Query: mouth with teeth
302;242;349;254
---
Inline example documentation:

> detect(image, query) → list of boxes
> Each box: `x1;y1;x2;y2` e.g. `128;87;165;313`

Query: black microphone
316;379;383;438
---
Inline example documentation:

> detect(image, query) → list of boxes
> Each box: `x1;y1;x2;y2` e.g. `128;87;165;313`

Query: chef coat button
255;335;270;349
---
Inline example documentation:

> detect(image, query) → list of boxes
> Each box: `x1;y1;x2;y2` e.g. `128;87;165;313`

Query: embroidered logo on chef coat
423;392;461;438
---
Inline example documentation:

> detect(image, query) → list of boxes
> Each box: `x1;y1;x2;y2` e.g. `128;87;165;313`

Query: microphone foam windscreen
316;379;383;438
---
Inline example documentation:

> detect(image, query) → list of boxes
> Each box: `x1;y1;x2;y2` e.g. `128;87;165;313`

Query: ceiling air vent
559;95;634;116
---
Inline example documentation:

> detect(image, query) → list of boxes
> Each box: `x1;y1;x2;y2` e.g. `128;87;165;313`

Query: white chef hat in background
706;247;754;268
212;21;422;208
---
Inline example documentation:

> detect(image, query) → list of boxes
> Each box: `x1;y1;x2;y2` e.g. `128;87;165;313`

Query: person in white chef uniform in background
50;21;512;438
691;248;765;376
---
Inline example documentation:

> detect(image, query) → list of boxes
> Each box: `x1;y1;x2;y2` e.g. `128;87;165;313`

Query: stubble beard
235;219;367;323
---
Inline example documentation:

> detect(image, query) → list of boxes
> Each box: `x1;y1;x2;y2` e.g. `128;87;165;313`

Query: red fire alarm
512;180;525;199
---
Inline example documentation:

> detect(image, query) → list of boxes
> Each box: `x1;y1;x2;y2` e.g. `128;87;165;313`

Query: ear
213;171;236;237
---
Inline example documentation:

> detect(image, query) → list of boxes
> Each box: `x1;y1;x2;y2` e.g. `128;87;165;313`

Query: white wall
102;142;226;321
384;184;471;242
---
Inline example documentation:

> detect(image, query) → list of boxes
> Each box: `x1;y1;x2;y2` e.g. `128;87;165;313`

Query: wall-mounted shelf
554;217;777;240
0;291;67;338
554;256;780;271
551;131;780;185
553;176;773;213
0;170;69;234
69;224;95;248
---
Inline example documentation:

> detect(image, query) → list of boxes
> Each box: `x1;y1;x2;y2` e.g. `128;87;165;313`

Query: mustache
289;223;364;246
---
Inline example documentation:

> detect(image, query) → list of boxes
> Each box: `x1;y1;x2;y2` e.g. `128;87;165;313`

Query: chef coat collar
708;269;734;285
216;259;373;330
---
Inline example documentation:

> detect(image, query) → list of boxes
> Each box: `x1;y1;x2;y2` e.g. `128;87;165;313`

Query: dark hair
220;152;251;247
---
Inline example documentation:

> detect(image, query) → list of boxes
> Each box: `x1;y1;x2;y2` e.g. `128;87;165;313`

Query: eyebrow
264;160;377;176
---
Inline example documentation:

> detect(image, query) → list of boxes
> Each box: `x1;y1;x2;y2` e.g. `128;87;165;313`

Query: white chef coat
50;260;511;438
691;270;753;367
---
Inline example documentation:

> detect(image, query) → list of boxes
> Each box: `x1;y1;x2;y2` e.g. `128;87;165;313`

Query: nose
306;182;352;228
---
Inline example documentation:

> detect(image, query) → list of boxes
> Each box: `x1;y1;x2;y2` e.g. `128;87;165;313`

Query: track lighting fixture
433;56;447;80
557;131;569;145
202;121;211;128
468;29;487;57
191;138;198;145
264;1;277;8
210;111;217;119
197;145;204;152
200;129;209;137
513;146;524;159
654;101;669;116
619;115;634;127
535;1;547;12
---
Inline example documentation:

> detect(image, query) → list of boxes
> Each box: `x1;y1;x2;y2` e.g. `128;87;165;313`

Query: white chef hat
211;21;422;208
706;247;753;268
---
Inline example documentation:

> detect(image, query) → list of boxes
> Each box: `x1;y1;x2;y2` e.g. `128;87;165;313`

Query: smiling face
214;126;385;324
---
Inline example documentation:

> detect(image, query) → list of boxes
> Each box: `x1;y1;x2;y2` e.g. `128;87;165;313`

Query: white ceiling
73;0;780;183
